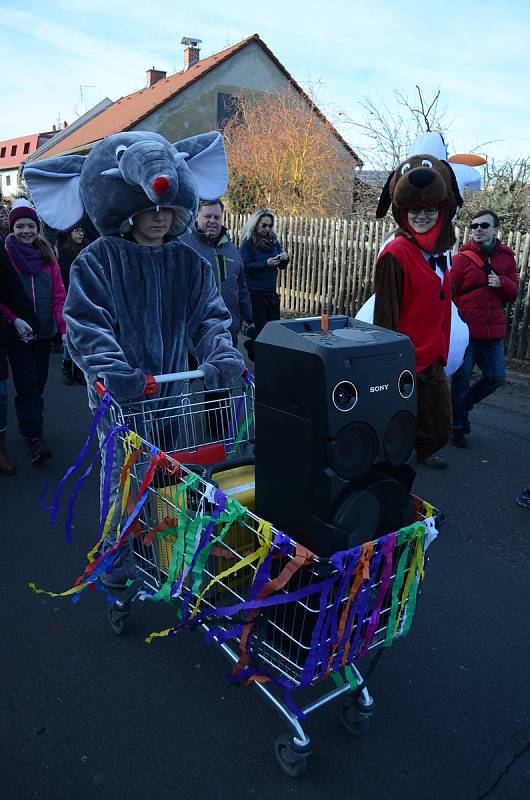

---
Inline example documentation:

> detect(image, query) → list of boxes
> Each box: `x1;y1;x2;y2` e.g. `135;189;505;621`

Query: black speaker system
254;315;417;556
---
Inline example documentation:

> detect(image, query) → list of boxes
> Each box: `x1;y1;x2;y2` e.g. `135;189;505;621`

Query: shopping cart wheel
274;734;310;777
108;606;129;635
340;699;373;737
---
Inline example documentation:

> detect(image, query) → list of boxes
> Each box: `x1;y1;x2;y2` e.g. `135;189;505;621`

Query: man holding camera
450;209;518;448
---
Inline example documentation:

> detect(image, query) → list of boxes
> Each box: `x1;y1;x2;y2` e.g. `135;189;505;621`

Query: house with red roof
28;34;361;179
0;130;56;199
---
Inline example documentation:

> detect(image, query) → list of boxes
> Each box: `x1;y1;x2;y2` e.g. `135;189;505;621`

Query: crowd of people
0;135;527;513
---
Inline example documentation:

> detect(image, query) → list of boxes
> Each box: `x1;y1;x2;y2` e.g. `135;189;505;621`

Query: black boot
62;360;75;385
74;365;86;385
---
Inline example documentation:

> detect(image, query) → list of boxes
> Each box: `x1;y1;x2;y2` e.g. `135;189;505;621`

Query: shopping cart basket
47;370;439;777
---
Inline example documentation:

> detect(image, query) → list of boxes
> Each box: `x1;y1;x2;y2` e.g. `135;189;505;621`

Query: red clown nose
152;176;170;195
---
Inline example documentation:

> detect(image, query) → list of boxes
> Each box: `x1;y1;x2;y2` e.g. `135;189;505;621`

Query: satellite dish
74;101;88;117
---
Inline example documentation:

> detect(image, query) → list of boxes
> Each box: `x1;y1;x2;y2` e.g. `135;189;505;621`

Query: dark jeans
8;338;52;437
451;339;505;430
249;291;280;335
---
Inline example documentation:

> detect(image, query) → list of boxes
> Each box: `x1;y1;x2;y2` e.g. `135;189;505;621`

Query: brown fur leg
415;361;452;461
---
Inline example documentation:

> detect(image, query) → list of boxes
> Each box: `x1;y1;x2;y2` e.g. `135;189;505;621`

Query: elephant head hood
24;130;228;237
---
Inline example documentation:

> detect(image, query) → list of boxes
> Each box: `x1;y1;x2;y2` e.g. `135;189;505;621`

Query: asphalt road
2;353;529;800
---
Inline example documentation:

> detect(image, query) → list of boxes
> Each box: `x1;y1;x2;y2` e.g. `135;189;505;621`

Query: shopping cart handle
152;370;205;383
94;370;204;398
202;455;255;481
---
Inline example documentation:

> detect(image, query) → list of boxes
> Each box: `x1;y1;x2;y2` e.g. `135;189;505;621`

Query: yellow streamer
145;627;174;644
394;525;425;633
28;580;87;599
422;500;435;518
86;432;142;562
189;513;273;621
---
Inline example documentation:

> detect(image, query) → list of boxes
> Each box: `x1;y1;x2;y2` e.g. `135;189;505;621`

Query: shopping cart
97;370;438;777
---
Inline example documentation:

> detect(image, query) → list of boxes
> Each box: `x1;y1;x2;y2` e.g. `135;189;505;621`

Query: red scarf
403;214;444;254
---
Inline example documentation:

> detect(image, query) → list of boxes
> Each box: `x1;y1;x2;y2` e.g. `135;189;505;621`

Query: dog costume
356;132;485;376
374;153;463;461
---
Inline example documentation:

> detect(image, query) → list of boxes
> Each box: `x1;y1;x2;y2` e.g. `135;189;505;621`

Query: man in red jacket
450;209;518;447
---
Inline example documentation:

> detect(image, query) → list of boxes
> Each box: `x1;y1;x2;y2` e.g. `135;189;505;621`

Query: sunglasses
470;222;494;230
408;207;439;217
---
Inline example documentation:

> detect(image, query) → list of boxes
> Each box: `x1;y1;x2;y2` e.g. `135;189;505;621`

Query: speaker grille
383;411;416;465
327;423;378;481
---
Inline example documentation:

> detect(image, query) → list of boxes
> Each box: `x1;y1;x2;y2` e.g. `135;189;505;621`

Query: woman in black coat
55;224;90;384
0;245;38;473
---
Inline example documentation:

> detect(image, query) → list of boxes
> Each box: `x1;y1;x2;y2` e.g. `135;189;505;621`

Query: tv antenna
74;84;95;117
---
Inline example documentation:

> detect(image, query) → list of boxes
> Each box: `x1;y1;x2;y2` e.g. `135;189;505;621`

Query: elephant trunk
119;141;184;205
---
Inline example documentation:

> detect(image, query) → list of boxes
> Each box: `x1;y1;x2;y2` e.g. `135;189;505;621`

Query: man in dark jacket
180;199;252;345
450;209;518;447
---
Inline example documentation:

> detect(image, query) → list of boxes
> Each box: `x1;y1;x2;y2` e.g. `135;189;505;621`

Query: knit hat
8;198;39;232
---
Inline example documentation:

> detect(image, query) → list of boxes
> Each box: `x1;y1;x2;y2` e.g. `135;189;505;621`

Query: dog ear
375;170;395;218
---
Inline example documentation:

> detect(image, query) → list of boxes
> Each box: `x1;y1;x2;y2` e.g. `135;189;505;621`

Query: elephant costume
24;130;244;401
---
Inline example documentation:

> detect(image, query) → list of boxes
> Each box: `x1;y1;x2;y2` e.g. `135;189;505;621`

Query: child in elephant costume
25;130;245;587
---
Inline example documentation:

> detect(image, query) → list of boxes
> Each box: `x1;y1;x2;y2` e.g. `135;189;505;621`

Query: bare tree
340;86;449;170
457;157;530;233
222;88;356;217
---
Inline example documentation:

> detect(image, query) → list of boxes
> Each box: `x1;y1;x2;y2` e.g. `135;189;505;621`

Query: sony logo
369;384;389;393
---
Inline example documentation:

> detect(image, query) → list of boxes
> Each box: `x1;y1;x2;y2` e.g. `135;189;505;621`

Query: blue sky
1;0;528;168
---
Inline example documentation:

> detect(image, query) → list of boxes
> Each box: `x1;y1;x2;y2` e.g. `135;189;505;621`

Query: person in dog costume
374;153;463;469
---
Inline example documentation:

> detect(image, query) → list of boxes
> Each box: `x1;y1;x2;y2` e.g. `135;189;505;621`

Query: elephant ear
24;155;86;231
173;132;228;201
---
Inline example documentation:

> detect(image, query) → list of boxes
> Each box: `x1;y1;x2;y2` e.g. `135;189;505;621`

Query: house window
23;142;30;155
0;147;5;158
6;175;11;185
11;145;17;156
217;93;243;130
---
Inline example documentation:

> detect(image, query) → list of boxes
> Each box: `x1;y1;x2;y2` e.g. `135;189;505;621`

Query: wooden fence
225;212;530;362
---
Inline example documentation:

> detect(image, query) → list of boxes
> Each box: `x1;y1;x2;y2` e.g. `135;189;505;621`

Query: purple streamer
187;571;337;629
97;424;128;542
356;532;396;660
203;530;289;647
339;546;384;665
314;549;360;673
63;424;128;544
40;393;113;523
299;573;339;687
239;531;292;663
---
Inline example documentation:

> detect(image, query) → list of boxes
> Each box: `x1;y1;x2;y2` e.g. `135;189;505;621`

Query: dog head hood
376;153;462;252
23;130;228;237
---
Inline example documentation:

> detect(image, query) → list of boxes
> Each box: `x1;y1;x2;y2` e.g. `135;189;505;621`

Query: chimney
146;66;167;87
181;36;202;70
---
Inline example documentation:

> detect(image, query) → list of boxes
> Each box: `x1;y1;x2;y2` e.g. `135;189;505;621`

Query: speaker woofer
327;422;378;481
398;369;415;399
383;411;416;465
